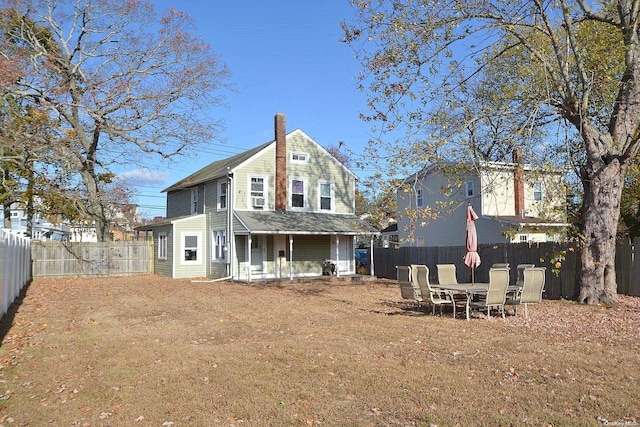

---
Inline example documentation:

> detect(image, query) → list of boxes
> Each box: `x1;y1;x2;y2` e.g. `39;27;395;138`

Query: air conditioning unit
252;197;265;207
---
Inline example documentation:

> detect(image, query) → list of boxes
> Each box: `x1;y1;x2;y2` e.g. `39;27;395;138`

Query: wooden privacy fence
1;230;32;317
372;239;640;299
31;241;154;279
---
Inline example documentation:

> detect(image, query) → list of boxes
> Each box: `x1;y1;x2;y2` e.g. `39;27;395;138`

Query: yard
0;275;638;426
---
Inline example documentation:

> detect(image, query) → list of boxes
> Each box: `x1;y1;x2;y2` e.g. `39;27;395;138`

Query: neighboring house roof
162;141;272;192
491;215;569;227
380;222;398;233
234;211;379;235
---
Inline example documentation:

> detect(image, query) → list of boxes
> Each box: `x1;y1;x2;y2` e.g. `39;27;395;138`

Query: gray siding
153;224;173;277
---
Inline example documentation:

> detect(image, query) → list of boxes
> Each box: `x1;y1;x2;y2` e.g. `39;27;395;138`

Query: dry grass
0;275;639;427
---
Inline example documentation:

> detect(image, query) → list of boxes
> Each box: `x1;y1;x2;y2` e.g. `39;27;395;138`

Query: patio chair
505;267;546;317
436;264;458;285
515;264;535;287
397;266;421;307
491;263;510;269
466;267;510;320
411;264;456;317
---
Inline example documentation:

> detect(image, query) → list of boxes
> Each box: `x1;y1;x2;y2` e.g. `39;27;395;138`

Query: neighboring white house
0;203;69;241
396;150;569;247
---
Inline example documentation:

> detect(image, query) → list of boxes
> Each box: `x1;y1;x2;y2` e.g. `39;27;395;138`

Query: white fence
1;230;32;317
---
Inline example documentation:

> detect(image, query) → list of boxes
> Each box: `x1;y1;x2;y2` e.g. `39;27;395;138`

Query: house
1;202;69;241
139;113;378;281
396;149;568;247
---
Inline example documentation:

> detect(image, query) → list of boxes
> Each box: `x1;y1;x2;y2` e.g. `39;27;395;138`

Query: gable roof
163;128;357;193
162;141;272;193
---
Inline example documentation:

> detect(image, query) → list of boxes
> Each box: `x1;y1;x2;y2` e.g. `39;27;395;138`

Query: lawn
0;275;638;426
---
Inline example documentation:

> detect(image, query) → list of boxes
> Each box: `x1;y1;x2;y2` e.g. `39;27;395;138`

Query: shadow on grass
0;280;33;344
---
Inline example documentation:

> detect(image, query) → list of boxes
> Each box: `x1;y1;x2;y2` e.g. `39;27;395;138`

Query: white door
330;236;352;274
251;236;265;273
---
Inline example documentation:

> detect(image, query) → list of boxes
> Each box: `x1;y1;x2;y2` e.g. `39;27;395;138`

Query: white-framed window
158;232;167;260
533;181;544;201
291;152;309;163
181;232;202;265
250;176;266;209
416;188;423;208
191;188;199;215
291;178;306;209
11;211;18;218
212;230;226;261
319;182;334;211
218;180;227;210
466;181;474;198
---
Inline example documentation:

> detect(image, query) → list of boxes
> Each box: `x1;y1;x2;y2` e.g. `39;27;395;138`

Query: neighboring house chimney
275;113;287;211
513;147;525;217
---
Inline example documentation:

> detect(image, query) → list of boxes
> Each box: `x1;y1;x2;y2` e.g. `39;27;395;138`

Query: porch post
289;234;293;280
247;234;252;283
335;235;340;278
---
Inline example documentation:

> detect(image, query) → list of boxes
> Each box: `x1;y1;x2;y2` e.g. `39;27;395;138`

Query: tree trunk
577;159;625;304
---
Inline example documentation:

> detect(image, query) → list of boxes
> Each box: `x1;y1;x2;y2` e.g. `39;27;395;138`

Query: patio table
432;283;489;319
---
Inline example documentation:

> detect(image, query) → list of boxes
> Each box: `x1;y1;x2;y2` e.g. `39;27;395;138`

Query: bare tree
0;0;230;241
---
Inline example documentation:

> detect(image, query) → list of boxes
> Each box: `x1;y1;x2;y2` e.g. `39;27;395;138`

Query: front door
330;236;352;274
250;235;265;273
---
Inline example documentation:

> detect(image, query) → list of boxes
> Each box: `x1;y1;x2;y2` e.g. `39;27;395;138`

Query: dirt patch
1;275;638;426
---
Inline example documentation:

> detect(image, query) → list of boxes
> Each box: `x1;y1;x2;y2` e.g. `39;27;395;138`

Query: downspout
247;234;252;282
227;168;234;279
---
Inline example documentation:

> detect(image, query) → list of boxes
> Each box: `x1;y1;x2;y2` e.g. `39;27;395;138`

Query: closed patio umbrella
463;205;481;283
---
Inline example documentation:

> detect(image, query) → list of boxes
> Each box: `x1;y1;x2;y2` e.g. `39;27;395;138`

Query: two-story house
396;149;569;247
140;113;378;281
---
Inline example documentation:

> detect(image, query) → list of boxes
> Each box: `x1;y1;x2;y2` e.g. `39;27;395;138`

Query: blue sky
122;1;377;218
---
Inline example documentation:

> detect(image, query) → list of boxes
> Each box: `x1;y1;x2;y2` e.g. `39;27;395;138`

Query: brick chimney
275;113;287;211
513;147;525;217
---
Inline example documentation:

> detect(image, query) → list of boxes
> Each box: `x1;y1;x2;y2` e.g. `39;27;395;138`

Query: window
212;230;226;261
416;188;423;208
191;188;199;215
218;180;227;210
11;211;18;217
250;176;266;209
291;179;305;208
158;232;167;260
291;152;309;163
466;181;474;198
181;232;202;264
319;182;333;211
416;237;425;247
533;181;544;201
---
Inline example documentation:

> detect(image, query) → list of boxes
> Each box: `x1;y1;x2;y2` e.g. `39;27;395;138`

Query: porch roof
234;211;379;235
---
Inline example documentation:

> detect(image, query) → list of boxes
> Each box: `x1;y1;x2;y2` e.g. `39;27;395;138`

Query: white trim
291;151;310;164
248;175;268;210
318;181;334;212
158;232;167;260
180;231;203;265
217;179;228;211
290;177;308;211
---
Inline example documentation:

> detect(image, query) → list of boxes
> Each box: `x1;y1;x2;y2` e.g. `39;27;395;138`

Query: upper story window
416;188;423;208
291;178;306;209
11;211;18;217
158;232;167;260
533;181;544;201
291;152;309;164
465;181;475;198
191;188;199;215
250;176;266;209
218;180;227;211
319;182;333;211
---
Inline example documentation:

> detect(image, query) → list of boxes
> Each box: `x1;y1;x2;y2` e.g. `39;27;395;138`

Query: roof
234;211;379;235
162;141;272;192
490;215;569;227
